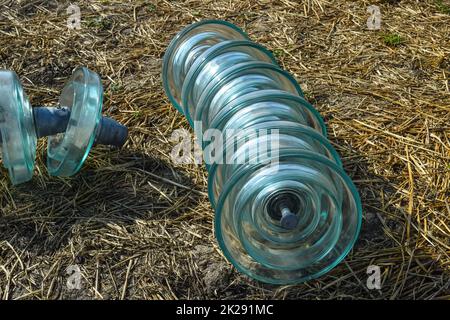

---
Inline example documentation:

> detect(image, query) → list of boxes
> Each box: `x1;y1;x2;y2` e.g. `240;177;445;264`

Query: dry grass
0;0;449;300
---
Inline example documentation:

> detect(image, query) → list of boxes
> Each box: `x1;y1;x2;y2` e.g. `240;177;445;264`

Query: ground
0;0;449;300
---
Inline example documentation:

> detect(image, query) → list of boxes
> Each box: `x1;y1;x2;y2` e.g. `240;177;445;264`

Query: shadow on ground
0;149;202;255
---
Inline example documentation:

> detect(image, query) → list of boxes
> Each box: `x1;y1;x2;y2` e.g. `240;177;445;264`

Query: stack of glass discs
47;67;103;177
0;70;37;185
163;20;362;284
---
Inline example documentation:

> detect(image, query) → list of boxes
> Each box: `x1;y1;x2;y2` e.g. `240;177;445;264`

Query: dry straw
0;0;448;299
